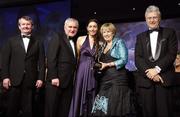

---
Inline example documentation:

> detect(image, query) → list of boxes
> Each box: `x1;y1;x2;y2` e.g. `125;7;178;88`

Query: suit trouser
6;76;35;117
45;82;73;117
139;84;173;117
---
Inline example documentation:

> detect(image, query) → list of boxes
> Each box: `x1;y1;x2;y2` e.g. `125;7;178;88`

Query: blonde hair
100;23;116;36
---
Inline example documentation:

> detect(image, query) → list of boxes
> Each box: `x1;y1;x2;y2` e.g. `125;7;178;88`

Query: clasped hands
145;68;164;83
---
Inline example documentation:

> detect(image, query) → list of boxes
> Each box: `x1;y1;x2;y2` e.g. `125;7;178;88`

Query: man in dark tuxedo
135;5;178;117
45;18;79;117
1;16;45;117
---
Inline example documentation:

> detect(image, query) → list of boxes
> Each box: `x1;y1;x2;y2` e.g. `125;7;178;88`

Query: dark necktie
68;37;74;41
22;35;31;38
149;28;159;33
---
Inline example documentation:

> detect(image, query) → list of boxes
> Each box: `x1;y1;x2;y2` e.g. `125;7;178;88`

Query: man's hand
51;78;60;87
35;80;43;88
153;75;164;83
152;75;160;82
145;68;158;79
3;78;11;89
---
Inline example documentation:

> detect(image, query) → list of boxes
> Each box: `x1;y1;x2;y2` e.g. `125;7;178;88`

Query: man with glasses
135;5;178;117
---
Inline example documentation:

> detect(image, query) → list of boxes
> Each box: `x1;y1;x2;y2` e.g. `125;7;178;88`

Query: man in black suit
45;18;79;117
135;5;178;117
1;16;45;117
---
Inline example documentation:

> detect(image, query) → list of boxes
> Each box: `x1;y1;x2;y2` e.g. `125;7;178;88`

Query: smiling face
64;18;79;38
145;5;161;30
18;17;33;35
87;21;98;36
145;11;161;29
101;28;114;42
100;23;116;43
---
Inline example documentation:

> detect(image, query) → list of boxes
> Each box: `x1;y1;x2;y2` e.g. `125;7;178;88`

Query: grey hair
145;5;161;18
18;16;34;26
64;18;79;28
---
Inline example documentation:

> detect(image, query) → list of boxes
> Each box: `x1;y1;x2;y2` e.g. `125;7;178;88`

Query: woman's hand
99;62;107;70
100;62;114;70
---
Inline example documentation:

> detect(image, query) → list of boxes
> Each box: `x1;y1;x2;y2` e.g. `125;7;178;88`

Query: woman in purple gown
69;19;100;117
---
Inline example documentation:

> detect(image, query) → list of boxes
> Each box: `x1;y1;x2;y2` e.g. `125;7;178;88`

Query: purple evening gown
69;36;97;117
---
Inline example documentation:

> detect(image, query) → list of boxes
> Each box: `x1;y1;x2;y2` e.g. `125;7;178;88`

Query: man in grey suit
135;5;178;117
1;16;45;117
45;18;79;117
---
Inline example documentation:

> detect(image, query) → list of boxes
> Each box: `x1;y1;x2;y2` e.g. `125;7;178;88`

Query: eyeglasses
146;16;159;20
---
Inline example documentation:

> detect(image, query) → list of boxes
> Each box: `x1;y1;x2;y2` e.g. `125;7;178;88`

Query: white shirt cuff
155;66;161;73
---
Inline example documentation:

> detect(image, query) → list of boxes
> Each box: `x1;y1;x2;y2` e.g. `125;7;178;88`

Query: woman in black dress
91;23;136;116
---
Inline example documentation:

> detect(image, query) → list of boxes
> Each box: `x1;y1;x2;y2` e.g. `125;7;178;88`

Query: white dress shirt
150;31;158;59
22;37;30;53
149;31;161;73
69;40;76;57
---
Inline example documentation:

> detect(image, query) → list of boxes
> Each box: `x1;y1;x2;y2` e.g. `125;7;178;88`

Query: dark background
0;0;180;34
71;0;180;25
0;0;180;19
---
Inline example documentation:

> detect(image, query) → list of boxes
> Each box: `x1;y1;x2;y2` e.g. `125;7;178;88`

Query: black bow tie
68;37;74;41
22;35;31;38
149;28;159;33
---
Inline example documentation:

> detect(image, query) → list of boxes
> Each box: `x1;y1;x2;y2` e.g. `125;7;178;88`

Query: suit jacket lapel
18;35;26;53
26;35;35;55
145;32;154;62
146;28;164;62
63;34;76;59
154;28;163;61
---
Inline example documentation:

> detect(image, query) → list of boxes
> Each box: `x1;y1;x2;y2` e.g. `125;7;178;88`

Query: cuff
155;66;161;73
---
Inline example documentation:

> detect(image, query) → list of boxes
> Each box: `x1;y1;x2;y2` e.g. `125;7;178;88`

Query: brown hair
87;19;101;55
18;16;34;26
